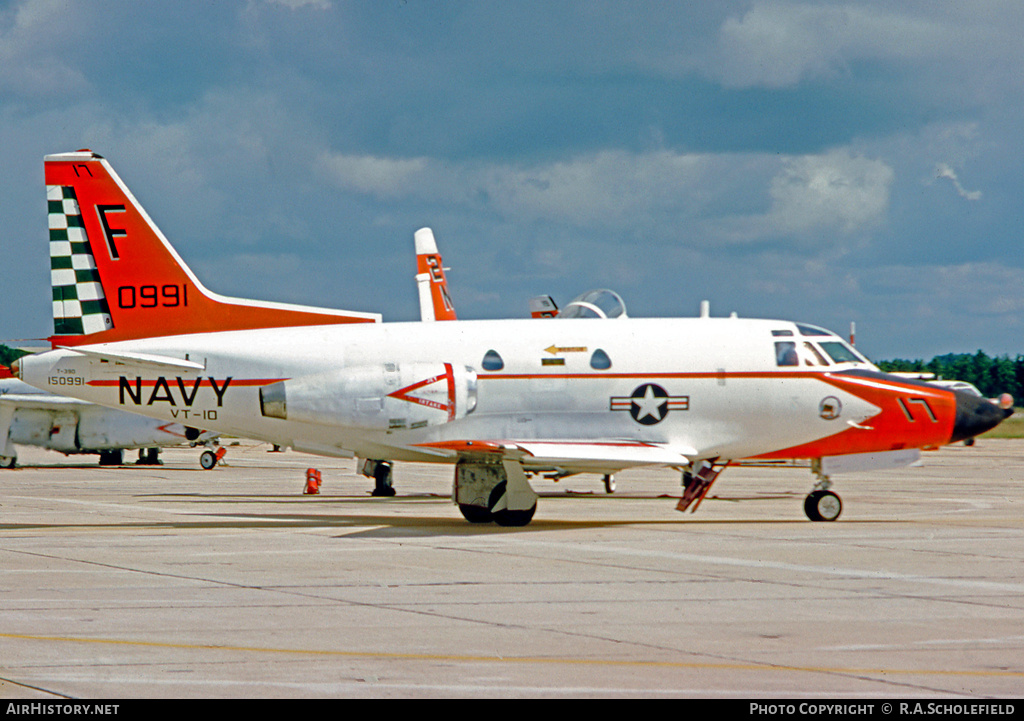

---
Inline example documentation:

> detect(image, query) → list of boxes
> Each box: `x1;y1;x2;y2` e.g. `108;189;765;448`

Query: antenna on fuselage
699;300;710;318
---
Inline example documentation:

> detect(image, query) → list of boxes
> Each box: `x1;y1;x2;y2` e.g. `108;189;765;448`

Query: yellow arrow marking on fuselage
545;345;588;355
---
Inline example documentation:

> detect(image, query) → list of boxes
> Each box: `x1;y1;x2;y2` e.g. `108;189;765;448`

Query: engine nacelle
76;409;171;450
259;362;477;431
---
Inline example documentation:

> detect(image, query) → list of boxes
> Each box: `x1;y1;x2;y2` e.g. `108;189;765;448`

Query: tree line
877;351;1023;401
0;344;28;368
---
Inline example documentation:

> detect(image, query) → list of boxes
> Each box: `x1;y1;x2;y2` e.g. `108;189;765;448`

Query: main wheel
492;505;537;527
370;461;396;497
804;490;842;522
487;481;537;527
458;504;494;523
0;453;16;469
98;449;124;466
603;474;616;493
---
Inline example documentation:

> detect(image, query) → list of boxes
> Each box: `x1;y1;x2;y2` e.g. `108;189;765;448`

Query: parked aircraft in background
414;228;456;322
11;151;1013;526
1;366;217;468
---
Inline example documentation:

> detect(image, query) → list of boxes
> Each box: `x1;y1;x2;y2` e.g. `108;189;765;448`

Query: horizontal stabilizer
57;346;207;372
0;395;94;410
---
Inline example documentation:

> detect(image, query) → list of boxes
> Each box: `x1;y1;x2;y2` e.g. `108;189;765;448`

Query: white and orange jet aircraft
12;150;1012;526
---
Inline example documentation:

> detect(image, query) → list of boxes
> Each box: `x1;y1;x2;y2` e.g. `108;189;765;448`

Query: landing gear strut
137;448;162;465
361;459;396;497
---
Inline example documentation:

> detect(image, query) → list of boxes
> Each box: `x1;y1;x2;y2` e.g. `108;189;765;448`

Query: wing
416;439;695;472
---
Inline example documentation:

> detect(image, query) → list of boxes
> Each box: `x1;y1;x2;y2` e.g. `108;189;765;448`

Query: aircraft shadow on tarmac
1;489;890;538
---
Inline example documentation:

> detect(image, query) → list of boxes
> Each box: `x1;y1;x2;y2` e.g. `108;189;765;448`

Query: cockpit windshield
773;325;872;367
818;341;867;365
558;289;627;319
796;323;831;336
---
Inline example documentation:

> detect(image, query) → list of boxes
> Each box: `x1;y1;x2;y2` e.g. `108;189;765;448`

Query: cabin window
590;348;612;370
775;341;798;367
481;349;504;371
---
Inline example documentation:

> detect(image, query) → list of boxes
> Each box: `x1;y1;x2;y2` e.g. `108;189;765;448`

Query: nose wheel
804;489;842;522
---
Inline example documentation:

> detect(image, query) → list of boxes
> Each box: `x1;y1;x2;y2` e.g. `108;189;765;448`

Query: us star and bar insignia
610;383;689;425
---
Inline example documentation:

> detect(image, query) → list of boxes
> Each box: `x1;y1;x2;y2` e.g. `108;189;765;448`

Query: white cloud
868;262;1024;322
315;146;893;250
316;153;430;198
934;163;982;201
479;150;709;228
0;0;90;96
317;148;712;228
712;2;950;88
261;0;331;9
766;150;894;234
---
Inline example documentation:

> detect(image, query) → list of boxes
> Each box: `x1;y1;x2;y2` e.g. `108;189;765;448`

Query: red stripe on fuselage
753;372;956;459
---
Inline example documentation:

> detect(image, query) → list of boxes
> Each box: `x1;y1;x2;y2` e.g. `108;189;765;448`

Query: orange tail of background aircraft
413;227;456;321
45;150;379;347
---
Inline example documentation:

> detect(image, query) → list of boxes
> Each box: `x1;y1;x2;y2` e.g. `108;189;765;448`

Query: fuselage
15;315;972;472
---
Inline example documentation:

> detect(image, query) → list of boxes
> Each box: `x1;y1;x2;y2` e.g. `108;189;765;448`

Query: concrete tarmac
1;439;1023;699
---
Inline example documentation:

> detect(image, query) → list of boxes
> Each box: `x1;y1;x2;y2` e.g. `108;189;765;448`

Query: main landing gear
361;459;396;497
454;459;539;527
137;448;162;466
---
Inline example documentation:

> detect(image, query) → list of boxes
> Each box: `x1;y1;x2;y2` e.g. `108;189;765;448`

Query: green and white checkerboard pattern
48;185;112;336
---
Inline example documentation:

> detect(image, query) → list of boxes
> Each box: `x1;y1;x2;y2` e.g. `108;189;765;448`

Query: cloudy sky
2;0;1023;360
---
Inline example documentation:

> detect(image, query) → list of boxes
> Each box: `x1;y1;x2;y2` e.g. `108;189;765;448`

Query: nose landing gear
804;488;842;521
805;461;842;521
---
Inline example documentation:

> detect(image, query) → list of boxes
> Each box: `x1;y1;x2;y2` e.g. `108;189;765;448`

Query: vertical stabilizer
414;227;456;322
44;151;379;347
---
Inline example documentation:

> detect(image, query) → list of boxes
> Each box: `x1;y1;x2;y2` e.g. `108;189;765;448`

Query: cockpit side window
803;342;830;366
775;341;798;366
